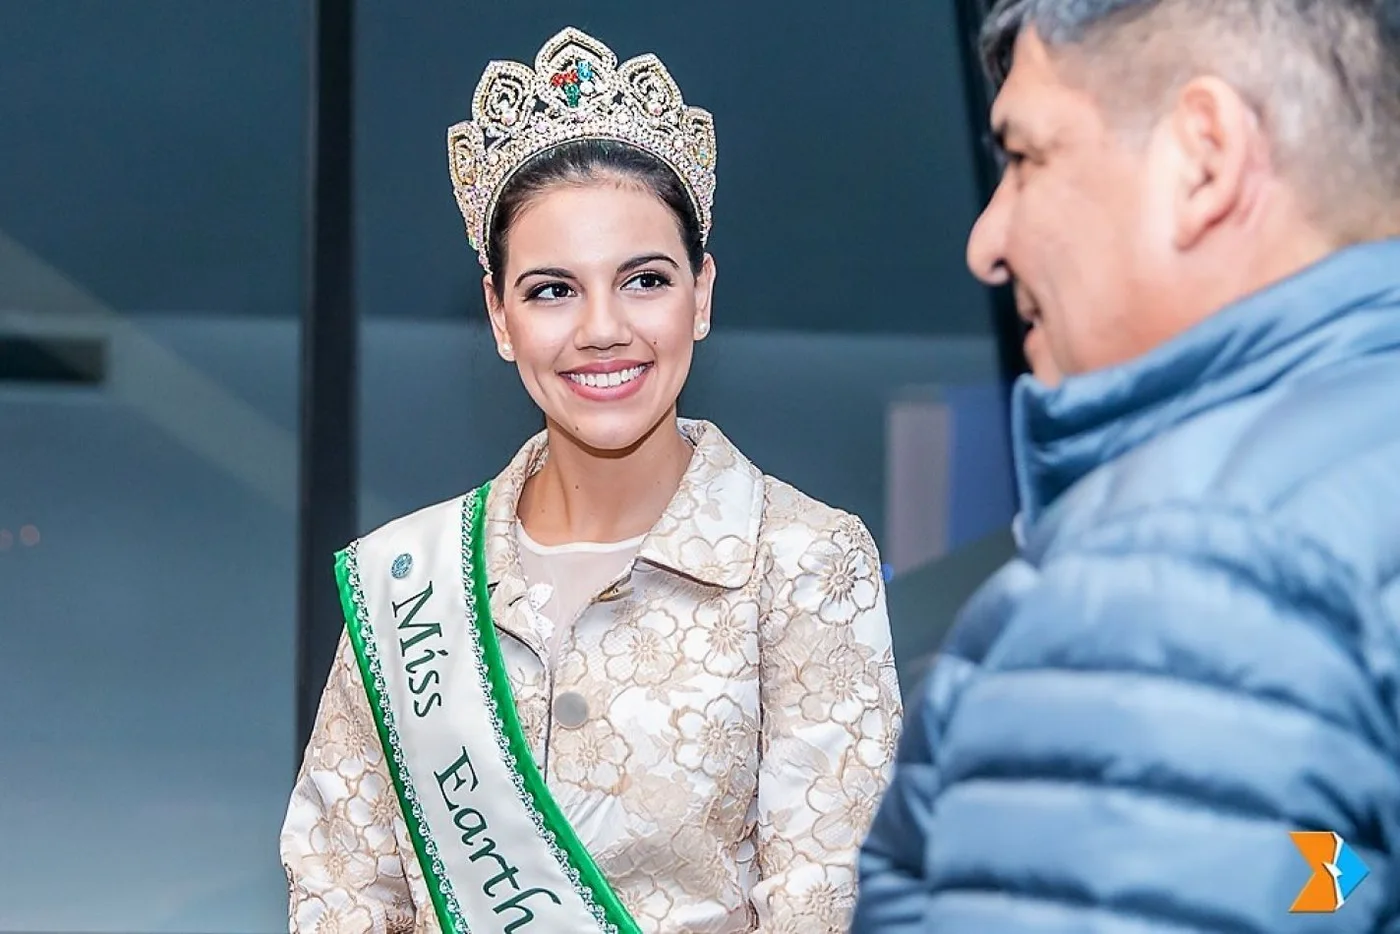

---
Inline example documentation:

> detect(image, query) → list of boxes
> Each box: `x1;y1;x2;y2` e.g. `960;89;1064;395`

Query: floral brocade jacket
281;419;903;933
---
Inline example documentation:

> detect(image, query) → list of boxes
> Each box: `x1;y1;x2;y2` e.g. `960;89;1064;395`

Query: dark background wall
0;0;993;333
354;1;993;333
0;1;309;317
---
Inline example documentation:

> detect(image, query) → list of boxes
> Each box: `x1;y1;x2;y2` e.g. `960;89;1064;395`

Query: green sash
334;484;641;934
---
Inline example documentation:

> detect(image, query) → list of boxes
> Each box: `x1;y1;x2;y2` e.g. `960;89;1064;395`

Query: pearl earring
501;342;513;359
695;320;710;337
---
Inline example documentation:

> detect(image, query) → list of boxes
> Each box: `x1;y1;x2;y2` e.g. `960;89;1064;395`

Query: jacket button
553;691;589;729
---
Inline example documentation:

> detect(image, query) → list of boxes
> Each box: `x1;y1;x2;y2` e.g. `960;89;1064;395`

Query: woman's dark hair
486;139;705;298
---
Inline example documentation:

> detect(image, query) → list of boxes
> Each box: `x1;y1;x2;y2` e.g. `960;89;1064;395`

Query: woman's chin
548;410;670;458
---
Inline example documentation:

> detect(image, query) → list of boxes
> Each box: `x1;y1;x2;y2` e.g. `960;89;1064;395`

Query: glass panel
0;3;308;931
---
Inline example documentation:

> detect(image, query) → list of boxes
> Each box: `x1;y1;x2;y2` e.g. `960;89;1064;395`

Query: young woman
281;27;902;934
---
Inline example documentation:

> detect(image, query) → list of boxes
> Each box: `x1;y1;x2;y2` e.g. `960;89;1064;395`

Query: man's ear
1167;76;1260;249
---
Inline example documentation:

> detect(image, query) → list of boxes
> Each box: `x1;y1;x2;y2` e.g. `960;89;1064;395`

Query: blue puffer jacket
855;239;1400;933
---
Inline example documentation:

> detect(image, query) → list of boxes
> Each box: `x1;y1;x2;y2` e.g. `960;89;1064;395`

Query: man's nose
966;182;1012;287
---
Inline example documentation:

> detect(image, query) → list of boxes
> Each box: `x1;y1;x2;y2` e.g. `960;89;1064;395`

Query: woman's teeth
565;365;647;388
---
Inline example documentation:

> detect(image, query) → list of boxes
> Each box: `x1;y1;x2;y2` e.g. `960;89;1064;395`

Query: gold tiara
447;27;717;270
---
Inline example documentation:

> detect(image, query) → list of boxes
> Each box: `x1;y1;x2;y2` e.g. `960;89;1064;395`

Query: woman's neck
515;414;694;546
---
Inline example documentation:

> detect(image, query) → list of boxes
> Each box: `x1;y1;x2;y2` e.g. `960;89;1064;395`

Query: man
855;0;1400;931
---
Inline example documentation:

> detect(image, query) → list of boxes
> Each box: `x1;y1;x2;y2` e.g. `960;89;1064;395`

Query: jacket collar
1012;238;1400;527
482;418;764;648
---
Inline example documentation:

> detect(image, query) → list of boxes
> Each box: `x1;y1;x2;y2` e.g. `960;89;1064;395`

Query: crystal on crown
447;27;718;270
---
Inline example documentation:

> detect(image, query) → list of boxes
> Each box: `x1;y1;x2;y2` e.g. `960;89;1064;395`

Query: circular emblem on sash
390;553;413;579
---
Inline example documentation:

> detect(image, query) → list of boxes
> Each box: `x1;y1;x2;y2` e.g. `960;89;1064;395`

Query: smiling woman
483;145;712;464
280;26;902;934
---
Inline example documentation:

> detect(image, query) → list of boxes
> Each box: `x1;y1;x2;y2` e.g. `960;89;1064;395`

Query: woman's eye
626;272;670;291
528;282;574;301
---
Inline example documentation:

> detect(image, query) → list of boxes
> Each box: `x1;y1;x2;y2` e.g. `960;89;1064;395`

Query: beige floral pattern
281;420;902;934
671;694;759;779
551;716;634;795
805;752;888;855
301;803;380;891
795;625;886;727
792;518;883;627
600;606;683;686
685;596;761;679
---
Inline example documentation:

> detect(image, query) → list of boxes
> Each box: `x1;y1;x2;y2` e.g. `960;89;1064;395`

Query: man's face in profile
965;29;1165;385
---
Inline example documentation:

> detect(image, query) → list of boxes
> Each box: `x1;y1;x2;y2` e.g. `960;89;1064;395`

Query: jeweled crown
448;27;717;270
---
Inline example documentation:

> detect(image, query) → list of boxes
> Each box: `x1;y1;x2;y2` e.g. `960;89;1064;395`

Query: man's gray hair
979;0;1400;238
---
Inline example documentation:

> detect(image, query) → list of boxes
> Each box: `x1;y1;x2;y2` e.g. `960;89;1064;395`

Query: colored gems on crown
550;59;599;107
446;27;718;270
